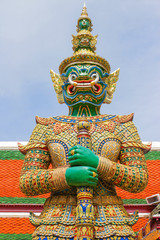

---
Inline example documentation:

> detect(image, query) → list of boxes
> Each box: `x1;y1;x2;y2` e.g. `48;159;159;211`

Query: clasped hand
65;145;99;187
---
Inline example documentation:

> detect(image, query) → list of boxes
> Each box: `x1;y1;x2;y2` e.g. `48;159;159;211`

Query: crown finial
81;2;88;18
76;3;92;33
59;5;111;75
71;4;97;55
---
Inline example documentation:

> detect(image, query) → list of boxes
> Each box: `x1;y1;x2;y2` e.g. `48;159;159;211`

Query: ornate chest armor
19;114;150;240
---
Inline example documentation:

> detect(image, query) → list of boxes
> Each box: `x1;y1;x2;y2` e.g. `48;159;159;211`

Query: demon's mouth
67;83;102;95
68;72;99;87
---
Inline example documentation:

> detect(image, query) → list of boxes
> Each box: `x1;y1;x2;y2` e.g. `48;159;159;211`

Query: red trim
77;134;90;138
0;204;155;214
0;204;43;213
75;80;92;83
124;204;154;214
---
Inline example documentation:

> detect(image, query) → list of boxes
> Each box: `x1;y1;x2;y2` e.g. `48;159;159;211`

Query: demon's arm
97;121;150;193
19;123;69;196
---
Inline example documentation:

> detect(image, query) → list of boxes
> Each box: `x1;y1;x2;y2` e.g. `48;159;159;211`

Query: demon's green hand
68;145;99;168
65;166;98;187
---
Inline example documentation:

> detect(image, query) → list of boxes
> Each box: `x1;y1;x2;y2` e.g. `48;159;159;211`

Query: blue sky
0;0;160;141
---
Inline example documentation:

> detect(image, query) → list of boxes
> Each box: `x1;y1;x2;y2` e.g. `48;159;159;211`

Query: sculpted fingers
88;176;98;182
68;153;81;160
69;147;82;156
69;160;80;166
65;166;98;187
88;167;98;173
89;171;98;178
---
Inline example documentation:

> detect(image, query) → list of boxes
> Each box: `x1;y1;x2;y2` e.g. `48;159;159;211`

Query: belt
48;194;123;205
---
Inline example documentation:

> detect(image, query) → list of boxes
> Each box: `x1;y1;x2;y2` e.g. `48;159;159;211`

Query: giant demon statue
19;4;150;240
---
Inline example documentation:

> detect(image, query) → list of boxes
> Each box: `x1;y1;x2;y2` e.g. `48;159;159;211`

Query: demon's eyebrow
88;66;109;77
62;67;79;77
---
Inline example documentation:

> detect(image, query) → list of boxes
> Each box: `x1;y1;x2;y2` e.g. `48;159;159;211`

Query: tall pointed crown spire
76;2;92;32
73;2;95;53
81;2;87;15
80;2;88;18
59;4;110;75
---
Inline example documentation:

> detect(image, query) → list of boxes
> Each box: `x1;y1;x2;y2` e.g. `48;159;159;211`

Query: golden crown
59;3;111;75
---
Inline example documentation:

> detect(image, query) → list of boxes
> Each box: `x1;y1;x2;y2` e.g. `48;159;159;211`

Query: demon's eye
70;73;77;80
90;72;99;79
68;73;78;86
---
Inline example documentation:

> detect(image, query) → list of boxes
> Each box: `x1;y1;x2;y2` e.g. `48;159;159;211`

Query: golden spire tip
81;1;88;17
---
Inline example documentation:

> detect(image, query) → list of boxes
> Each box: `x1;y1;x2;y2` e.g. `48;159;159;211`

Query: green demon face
61;64;108;107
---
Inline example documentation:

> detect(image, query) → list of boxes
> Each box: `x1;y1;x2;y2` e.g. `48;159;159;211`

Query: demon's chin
63;92;106;107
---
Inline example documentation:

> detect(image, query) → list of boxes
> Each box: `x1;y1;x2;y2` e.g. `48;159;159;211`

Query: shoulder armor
114;120;151;154
113;113;134;123
18;142;47;155
122;142;151;154
35;116;55;125
18;123;48;154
